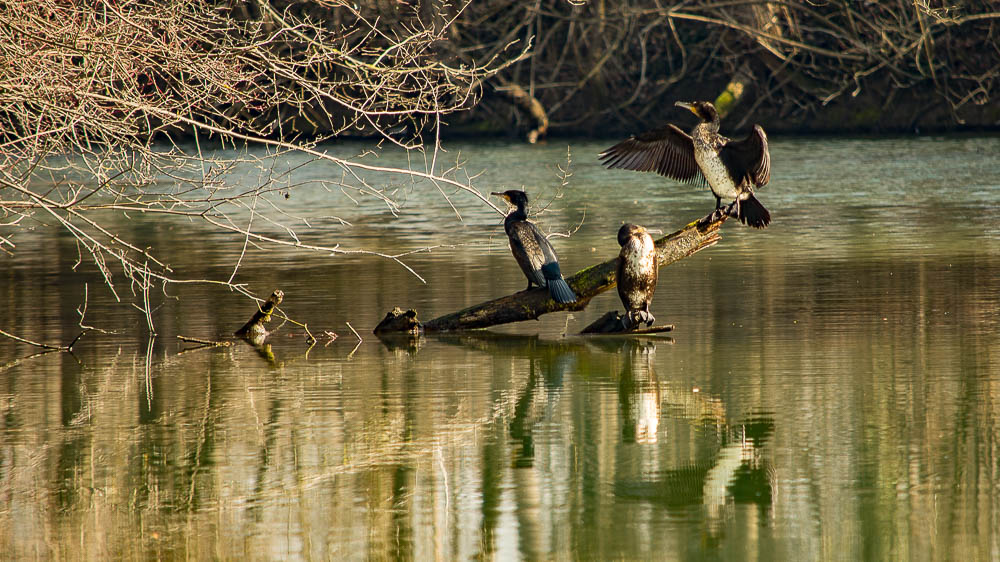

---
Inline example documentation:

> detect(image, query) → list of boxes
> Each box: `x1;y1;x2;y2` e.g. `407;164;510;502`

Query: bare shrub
453;1;999;133
0;0;522;332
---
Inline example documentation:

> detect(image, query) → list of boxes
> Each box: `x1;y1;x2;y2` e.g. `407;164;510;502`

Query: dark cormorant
492;190;577;304
599;100;771;228
616;223;658;329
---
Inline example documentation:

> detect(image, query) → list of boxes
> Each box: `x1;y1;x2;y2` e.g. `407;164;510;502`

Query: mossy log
234;289;284;344
375;215;725;333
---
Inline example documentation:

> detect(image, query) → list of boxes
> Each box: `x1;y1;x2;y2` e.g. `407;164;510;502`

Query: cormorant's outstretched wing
720;125;770;188
599;124;704;185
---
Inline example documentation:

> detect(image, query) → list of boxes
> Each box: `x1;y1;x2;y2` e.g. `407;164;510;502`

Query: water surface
2;135;999;560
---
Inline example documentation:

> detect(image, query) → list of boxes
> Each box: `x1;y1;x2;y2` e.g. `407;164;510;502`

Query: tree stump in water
373;307;422;335
235;290;284;345
374;215;725;334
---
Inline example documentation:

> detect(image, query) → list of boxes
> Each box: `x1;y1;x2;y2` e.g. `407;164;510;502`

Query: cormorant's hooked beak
675;101;697;116
490;191;511;204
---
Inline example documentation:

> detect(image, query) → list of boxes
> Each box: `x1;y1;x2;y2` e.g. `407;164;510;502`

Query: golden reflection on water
1;136;1000;559
2;310;997;559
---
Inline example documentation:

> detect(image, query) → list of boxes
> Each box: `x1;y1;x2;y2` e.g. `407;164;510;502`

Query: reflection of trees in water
4;307;1000;559
430;333;576;559
508;349;574;468
432;333;777;556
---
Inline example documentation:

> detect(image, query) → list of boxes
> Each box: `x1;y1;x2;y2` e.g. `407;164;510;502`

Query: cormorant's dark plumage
600;100;771;228
492;190;577;304
616;223;658;329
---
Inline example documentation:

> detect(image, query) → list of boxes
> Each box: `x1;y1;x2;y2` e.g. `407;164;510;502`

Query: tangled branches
454;0;1000;134
0;0;521;330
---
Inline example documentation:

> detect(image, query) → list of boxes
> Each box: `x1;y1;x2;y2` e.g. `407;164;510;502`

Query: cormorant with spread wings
600;100;771;228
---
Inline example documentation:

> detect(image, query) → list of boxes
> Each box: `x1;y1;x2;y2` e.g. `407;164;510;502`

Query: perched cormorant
616;223;658;329
599;100;771;228
492;190;577;304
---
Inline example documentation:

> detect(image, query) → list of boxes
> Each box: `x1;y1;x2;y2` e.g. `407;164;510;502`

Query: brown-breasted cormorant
492;190;577;304
599;100;771;228
616;223;658;329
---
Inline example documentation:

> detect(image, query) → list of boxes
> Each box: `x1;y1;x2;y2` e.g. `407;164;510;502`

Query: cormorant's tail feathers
547;277;577;304
738;194;771;228
540;262;576;303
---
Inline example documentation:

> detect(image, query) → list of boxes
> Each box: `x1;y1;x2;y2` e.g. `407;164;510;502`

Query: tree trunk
495;82;550;144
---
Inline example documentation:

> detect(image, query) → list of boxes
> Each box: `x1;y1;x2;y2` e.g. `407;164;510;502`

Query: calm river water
2;135;999;560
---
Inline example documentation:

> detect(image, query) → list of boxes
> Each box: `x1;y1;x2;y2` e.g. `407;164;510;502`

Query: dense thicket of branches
4;1;994;150
456;0;999;134
0;0;519;328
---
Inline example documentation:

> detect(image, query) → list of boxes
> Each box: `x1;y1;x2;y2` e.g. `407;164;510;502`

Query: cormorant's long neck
504;204;527;232
702;114;721;134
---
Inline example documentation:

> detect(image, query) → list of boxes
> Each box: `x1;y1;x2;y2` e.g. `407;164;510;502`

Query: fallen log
374;215;725;334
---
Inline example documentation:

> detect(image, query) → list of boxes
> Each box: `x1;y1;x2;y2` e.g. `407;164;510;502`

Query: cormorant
616;223;658;329
492;190;577;304
599;100;771;228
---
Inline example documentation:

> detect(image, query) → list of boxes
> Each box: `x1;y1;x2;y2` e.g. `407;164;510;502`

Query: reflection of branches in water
0;349;62;374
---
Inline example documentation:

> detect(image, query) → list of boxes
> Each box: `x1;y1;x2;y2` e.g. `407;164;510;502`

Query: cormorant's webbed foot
638;310;655;327
621;311;654;331
698;207;727;226
725;200;739;219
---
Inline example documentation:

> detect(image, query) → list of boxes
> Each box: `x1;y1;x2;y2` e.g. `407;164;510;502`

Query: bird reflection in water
612;338;776;533
617;339;661;444
508;348;575;469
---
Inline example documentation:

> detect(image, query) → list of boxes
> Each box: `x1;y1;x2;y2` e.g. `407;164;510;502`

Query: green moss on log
411;215;725;332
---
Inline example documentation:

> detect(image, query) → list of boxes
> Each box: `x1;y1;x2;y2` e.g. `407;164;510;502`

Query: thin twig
178;335;231;347
346;321;363;358
0;327;74;351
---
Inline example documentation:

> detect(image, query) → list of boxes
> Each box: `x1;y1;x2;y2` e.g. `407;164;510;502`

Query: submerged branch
0;327;86;352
